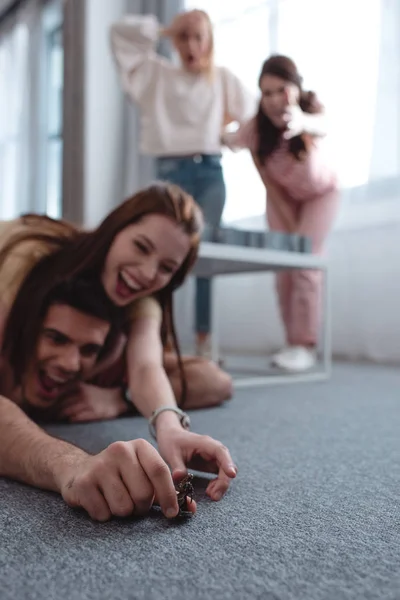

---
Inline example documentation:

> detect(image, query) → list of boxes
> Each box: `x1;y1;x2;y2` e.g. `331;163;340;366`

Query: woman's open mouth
186;54;197;66
116;270;145;300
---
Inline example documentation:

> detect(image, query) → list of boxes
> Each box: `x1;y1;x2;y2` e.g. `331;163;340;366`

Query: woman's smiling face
101;214;191;306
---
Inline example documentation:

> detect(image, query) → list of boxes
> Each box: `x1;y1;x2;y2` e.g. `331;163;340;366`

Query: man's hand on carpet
156;427;238;501
58;383;128;422
58;439;194;521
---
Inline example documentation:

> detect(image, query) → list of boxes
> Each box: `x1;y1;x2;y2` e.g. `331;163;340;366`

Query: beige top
0;218;162;329
0;219;56;313
110;14;257;156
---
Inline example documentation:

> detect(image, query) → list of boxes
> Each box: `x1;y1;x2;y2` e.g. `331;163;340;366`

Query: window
275;0;399;201
42;2;63;218
0;21;30;219
186;1;269;224
0;0;63;220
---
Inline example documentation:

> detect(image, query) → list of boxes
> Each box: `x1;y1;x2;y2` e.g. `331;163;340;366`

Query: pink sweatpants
267;189;340;346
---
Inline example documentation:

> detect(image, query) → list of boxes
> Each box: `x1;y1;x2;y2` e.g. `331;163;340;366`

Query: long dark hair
1;182;203;405
256;55;323;164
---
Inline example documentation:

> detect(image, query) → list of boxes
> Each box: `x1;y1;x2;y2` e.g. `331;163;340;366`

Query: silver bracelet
148;407;191;440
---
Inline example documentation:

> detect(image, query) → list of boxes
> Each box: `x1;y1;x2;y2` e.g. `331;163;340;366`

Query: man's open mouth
38;370;70;399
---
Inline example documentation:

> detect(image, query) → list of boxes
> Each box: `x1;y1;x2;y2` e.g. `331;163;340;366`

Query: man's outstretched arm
0;394;85;491
0;395;184;521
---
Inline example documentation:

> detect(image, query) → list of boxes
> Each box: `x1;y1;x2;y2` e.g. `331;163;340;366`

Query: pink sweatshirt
228;118;337;201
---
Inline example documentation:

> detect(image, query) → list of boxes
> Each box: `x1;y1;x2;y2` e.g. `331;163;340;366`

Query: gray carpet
1;364;399;600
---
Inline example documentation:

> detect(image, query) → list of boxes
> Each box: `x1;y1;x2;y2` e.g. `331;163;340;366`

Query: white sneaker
271;346;316;372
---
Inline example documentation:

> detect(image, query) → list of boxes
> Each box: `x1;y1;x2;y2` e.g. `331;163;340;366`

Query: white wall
328;224;400;364
82;0;181;225
83;0;127;226
175;220;400;365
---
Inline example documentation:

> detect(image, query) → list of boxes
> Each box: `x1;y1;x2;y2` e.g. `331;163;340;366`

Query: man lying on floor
0;277;236;521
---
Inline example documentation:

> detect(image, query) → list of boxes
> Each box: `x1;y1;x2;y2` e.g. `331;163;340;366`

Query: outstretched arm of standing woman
125;314;238;501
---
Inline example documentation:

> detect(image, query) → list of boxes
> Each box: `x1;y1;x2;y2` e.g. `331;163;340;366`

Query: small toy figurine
175;473;195;518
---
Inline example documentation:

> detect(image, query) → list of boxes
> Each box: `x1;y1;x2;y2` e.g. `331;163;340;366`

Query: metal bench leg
321;265;332;379
210;277;221;364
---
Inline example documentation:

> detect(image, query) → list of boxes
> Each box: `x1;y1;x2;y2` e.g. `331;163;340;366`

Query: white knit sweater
110;14;257;156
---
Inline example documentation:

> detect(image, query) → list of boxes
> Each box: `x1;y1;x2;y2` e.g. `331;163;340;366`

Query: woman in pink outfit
224;55;340;372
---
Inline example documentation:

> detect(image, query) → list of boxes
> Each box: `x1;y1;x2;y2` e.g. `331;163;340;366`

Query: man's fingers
99;473;135;518
153;493;198;515
154;492;197;513
118;462;156;517
75;486;112;522
103;441;155;517
64;440;178;522
134;440;179;518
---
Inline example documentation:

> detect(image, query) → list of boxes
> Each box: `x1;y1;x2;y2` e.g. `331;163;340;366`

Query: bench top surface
194;242;326;277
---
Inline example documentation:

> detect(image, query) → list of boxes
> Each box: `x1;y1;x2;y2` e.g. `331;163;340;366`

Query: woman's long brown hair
1;183;203;406
255;55;324;164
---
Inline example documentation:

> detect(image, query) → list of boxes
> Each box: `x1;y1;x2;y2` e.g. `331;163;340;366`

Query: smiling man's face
22;303;110;408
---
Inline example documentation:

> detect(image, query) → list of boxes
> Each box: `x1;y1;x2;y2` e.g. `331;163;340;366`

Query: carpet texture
1;364;399;600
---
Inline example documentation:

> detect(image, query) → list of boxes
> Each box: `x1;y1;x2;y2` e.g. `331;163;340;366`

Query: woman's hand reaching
155;418;238;502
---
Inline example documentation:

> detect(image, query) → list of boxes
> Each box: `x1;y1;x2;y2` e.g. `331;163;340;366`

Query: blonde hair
171;9;215;78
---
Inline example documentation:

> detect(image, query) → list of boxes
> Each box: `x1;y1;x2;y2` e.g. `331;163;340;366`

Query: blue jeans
156;154;226;334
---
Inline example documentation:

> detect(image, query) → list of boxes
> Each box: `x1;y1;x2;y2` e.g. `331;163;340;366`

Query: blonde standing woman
110;9;256;357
